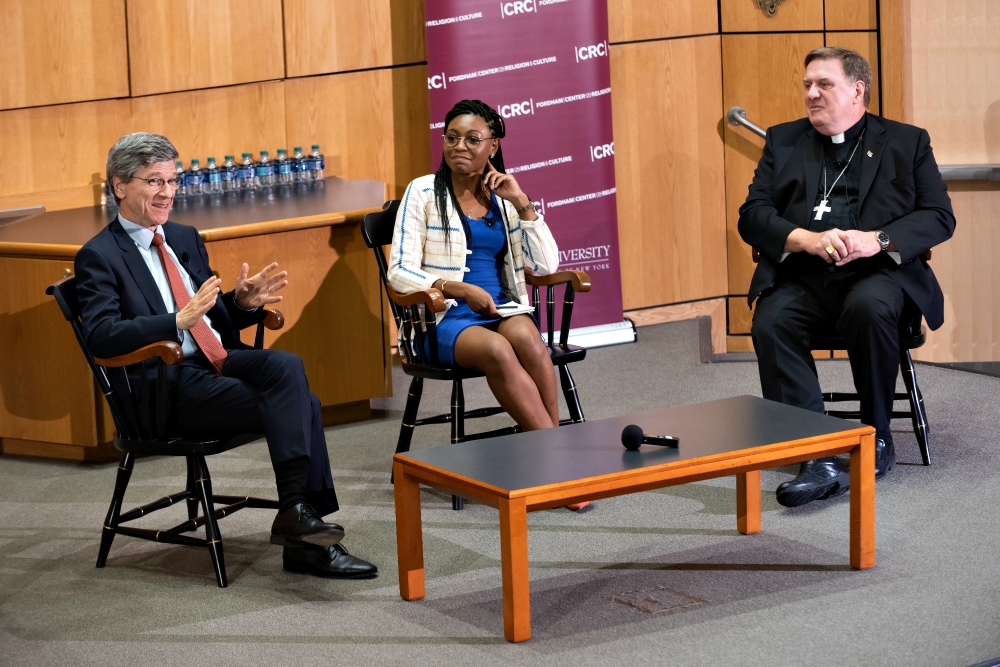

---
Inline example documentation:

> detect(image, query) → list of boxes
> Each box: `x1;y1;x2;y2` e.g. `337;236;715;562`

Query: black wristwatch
876;230;891;252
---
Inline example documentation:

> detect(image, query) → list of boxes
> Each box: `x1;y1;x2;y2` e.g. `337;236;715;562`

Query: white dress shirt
117;215;224;357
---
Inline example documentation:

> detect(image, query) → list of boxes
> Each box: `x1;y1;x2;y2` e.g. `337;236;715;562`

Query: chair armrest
262;308;284;331
93;341;184;368
525;270;592;293
386;284;447;313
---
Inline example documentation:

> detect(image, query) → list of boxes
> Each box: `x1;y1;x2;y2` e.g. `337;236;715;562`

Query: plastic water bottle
205;157;222;194
237;153;256;190
102;180;117;207
309;144;325;180
221;155;237;192
292;146;308;183
256;150;275;187
276;148;294;185
175;161;187;197
185;159;204;195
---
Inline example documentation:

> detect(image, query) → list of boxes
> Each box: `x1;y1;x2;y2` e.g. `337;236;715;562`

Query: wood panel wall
607;0;727;312
126;0;285;97
0;1;429;214
905;0;1000;362
0;0;129;110
611;36;727;309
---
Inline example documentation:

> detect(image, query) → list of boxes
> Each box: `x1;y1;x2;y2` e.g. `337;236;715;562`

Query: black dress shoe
270;502;345;548
874;437;896;479
775;457;851;507
283;544;378;579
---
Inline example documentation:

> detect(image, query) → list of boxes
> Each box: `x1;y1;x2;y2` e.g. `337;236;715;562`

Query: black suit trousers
751;271;904;441
174;348;338;515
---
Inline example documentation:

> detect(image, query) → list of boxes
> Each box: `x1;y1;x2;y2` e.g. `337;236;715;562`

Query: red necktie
150;231;228;374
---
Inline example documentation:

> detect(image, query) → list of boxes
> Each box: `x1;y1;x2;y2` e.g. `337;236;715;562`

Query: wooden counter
0;178;390;461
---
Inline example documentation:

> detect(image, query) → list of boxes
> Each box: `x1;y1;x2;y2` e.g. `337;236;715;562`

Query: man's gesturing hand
234;262;288;309
177;276;221;330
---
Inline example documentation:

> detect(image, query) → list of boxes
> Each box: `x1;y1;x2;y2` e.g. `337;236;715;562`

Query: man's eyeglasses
136;177;181;190
443;133;493;149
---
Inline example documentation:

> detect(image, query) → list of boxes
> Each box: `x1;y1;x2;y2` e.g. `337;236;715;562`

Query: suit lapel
801;127;823;223
110;218;167;315
859;114;887;211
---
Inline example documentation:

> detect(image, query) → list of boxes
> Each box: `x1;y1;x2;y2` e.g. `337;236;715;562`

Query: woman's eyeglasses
443;133;493;149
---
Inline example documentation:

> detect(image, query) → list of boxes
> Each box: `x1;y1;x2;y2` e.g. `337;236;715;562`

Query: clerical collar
828;114;866;145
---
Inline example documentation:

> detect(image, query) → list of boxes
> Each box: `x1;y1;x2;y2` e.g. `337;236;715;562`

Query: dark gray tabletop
398;395;867;492
0;177;385;248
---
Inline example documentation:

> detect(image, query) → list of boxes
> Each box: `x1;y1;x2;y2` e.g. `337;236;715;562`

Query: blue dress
427;195;509;366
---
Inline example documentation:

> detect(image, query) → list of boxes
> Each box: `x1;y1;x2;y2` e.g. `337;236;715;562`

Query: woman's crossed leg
453;314;558;431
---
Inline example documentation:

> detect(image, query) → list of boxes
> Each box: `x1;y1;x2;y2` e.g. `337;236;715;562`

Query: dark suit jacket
737;114;956;330
74;218;263;373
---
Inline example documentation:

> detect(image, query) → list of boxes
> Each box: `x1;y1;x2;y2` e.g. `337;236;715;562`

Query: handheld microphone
621;424;679;451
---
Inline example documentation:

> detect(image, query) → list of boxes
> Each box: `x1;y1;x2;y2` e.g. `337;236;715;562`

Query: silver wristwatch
514;201;536;215
876;230;891;252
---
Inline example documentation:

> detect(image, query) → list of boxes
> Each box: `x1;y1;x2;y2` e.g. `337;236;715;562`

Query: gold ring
825;246;835;254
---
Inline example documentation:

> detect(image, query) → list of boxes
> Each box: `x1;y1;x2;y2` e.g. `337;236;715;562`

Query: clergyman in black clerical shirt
738;47;955;508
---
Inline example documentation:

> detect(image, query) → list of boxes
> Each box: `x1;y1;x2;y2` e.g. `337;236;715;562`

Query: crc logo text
501;0;536;18
498;99;534;118
427;72;447;89
575;41;608;63
590;142;614;161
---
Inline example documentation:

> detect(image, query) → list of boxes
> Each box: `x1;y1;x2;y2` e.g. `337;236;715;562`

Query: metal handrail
727;107;766;138
726;106;999;182
937;165;1000;182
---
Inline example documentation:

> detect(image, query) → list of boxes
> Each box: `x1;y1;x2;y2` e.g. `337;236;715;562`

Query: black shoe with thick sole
283;543;378;579
270;502;345;548
874;437;896;479
776;457;851;508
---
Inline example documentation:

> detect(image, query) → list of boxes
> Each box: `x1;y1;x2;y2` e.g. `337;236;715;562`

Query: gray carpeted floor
1;319;998;666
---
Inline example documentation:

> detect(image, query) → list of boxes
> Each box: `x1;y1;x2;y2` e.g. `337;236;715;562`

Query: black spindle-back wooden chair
47;276;285;587
749;247;932;465
362;200;591;509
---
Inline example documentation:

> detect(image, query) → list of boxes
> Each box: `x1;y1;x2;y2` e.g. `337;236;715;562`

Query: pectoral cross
813;199;832;221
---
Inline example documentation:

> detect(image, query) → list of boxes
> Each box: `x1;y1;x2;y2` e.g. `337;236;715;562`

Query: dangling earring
490;153;495;158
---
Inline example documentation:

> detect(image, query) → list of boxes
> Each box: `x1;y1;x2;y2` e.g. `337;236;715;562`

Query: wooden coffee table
392;395;875;642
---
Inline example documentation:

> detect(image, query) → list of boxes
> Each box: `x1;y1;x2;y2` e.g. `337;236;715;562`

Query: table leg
393;461;425;600
499;496;531;642
736;470;761;535
850;433;876;569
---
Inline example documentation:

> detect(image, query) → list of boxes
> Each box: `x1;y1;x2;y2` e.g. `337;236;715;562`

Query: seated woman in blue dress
387;99;562;434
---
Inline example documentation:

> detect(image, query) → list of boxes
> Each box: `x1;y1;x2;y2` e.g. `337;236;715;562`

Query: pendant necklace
814;129;865;222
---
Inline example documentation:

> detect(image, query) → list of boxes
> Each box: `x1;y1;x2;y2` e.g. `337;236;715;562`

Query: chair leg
97;452;134;568
900;349;931;465
395;377;423;456
185;456;200;520
559;365;585;423
451;380;465;511
191;456;228;588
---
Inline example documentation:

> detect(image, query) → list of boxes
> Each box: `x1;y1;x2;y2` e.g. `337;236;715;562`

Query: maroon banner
424;0;624;334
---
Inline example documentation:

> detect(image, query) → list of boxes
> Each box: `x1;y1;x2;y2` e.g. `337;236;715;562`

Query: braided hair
434;100;507;243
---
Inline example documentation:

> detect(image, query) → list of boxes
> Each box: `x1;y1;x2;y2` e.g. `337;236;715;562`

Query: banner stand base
561;319;636;349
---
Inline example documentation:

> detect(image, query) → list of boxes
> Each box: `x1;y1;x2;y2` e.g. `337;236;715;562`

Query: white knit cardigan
387;174;560;326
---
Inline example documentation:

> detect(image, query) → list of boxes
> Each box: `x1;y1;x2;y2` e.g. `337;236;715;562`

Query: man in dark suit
75;132;377;577
739;48;955;507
